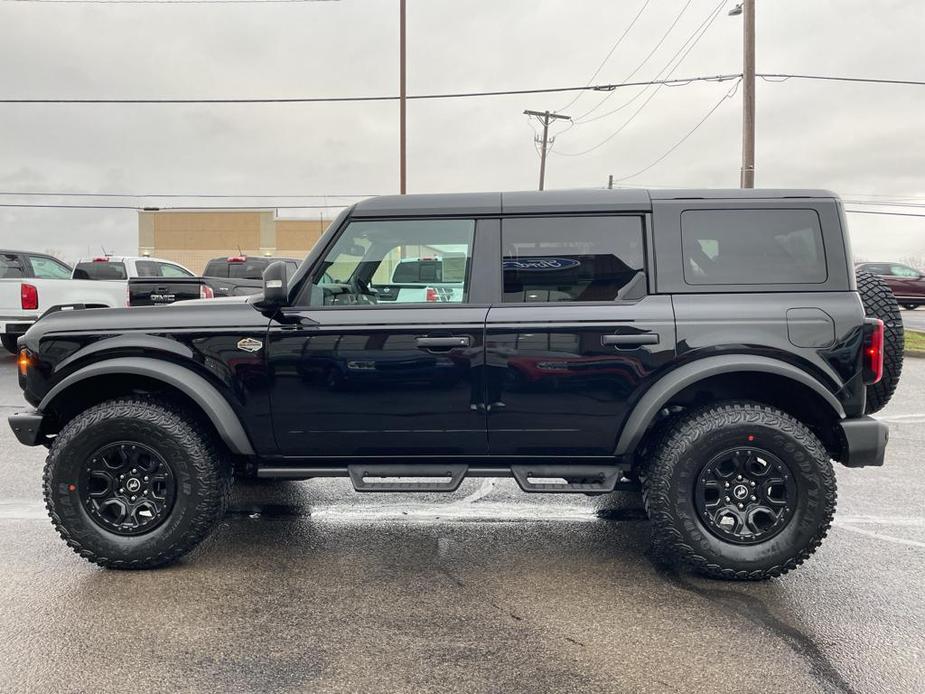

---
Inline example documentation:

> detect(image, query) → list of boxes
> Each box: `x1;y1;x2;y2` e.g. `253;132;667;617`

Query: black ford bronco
8;189;902;579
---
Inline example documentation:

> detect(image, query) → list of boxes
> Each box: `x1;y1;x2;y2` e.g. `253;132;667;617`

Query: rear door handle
601;333;659;346
416;336;471;349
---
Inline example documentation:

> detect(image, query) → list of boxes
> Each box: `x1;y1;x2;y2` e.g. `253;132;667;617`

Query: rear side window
204;260;228;278
158;262;192;277
73;261;127;280
0;253;24;278
681;209;826;285
501;216;646;302
28;256;71;279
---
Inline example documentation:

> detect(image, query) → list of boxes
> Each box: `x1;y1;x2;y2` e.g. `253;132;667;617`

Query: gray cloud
0;0;922;264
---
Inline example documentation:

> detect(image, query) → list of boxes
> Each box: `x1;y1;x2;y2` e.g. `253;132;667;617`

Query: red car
856;262;925;309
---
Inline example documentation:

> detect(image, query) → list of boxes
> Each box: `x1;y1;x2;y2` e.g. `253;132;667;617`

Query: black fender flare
614;354;845;456
39;357;255;456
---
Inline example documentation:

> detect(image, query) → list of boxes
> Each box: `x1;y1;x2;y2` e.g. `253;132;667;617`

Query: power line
0;203;350;210
0;72;920;105
844;209;925;218
3;0;337;4
607;79;741;183
0;191;376;199
572;0;727;125
556;0;654;113
759;73;925;87
0;74;741;105
572;0;708;124
549;0;730;158
843;200;925;209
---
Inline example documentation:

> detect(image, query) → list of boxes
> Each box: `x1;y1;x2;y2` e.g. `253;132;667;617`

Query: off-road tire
856;270;903;413
0;334;17;354
642;402;836;580
43;397;232;569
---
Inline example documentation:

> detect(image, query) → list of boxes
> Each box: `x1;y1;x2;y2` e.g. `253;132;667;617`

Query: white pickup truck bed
0;250;127;352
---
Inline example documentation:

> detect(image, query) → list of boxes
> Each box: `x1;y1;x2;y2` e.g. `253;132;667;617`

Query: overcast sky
0;0;923;263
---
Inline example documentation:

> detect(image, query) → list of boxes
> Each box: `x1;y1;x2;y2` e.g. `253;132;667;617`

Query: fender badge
237;338;263;353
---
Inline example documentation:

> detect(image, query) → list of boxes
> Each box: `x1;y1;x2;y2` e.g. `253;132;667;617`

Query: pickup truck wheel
856;270;903;414
642;402;836;580
1;334;17;354
43;398;232;569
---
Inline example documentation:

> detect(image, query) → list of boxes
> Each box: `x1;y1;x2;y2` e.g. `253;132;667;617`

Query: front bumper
839;416;889;467
8;409;45;446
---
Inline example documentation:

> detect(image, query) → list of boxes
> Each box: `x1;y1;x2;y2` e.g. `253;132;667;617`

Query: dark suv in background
855;262;925;309
9;189;902;580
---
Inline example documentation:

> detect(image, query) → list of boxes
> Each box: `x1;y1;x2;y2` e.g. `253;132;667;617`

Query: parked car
0;249;125;353
8;189;900;580
202;255;301;297
855;261;925;309
73;255;214;308
373;256;466;303
72;255;195;282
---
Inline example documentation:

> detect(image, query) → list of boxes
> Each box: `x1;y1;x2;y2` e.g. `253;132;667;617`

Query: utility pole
399;0;407;194
731;0;756;188
524;110;571;191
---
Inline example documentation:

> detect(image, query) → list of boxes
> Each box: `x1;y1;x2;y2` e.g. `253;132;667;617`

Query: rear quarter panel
651;196;866;416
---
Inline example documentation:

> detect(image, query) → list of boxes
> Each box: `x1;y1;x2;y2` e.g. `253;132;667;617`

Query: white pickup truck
0;251;195;353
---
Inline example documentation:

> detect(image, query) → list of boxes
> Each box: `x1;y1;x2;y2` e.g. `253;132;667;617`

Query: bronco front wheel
44;398;232;569
642;402;836;580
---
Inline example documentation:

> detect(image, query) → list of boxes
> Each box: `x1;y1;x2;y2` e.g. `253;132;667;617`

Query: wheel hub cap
78;441;176;536
694;446;797;545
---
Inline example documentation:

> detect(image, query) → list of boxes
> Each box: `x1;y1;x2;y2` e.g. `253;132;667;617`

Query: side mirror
255;261;288;311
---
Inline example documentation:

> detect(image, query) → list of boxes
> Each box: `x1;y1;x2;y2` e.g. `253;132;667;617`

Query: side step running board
510;464;622;493
347;464;468;492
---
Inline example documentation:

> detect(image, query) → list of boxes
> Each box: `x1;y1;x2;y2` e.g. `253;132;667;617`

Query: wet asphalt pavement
0;351;923;694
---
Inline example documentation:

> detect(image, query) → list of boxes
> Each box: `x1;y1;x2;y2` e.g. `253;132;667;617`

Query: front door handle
416;336;471;349
601;333;659;347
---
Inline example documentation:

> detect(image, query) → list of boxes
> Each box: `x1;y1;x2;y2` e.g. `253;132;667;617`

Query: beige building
137;209;329;274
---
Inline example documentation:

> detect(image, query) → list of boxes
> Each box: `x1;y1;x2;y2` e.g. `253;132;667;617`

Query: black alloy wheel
79;441;176;536
694;447;796;545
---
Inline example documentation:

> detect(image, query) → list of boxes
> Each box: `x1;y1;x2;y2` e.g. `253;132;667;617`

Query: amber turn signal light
17;349;31;378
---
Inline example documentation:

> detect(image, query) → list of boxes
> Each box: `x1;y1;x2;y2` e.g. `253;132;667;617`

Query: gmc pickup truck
8;189;902;580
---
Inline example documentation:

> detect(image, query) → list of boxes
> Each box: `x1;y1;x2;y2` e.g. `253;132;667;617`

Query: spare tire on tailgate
856;270;903;413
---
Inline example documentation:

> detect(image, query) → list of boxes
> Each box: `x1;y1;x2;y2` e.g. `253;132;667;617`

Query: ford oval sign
503;257;581;272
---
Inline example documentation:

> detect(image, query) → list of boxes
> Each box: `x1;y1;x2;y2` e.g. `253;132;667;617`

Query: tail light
21;283;38;311
862;318;884;384
425;287;439;302
200;284;214;300
125;283;131;307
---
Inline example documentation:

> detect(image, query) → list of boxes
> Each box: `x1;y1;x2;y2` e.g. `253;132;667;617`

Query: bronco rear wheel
44;397;232;569
642;402;836;580
856;270;903;413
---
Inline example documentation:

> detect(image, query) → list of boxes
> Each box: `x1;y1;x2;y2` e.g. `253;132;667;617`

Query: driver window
305;219;475;307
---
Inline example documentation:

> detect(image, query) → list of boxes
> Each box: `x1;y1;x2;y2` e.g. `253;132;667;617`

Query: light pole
399;0;407;194
730;0;755;188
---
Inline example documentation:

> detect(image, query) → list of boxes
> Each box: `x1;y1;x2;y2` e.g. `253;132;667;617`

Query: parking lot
0;348;922;694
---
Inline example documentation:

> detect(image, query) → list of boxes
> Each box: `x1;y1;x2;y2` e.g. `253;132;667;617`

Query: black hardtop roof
350;188;839;217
